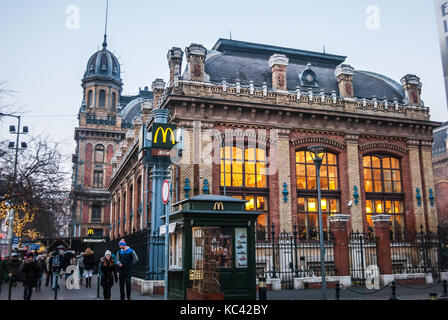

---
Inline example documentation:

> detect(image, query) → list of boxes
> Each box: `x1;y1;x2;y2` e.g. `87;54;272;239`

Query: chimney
335;64;355;98
167;47;183;87
141;100;153;124
152;78;166;109
401;74;422;106
185;43;207;82
133;116;142;138
268;54;289;91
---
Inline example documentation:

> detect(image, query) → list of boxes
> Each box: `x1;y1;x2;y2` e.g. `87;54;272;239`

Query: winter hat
104;250;111;257
119;241;126;247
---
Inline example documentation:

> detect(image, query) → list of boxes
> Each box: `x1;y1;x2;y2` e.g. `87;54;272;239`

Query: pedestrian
50;247;63;290
45;252;53;287
99;250;118;300
82;248;95;288
36;255;46;292
0;255;6;287
76;252;85;285
62;249;75;281
116;239;138;300
20;253;40;300
7;252;22;287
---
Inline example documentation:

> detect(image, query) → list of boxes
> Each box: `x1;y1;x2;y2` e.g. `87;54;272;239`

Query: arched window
363;155;404;240
111;92;116;110
99;90;106;108
94;144;105;163
220;144;269;240
296;150;340;240
87;90;93;107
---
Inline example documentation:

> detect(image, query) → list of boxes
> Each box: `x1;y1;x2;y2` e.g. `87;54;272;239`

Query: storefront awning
159;222;177;235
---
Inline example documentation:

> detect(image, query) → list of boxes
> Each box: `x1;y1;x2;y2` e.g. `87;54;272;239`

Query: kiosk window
170;232;182;268
192;227;233;269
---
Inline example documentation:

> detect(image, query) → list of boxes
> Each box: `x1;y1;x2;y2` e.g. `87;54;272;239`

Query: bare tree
0;135;71;238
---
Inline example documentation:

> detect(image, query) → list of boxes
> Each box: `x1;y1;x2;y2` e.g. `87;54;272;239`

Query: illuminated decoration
282;183;289;203
353;186;359;205
416;188;422;206
429;188;435;207
87;228;94;236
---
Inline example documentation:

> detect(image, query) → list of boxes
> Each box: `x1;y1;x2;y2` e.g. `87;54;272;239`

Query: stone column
277;130;292;233
178;121;194;200
407;140;426;232
167;47;183;87
152;79;166;109
372;214;393;285
329;215;351;287
345;135;363;232
199;122;214;195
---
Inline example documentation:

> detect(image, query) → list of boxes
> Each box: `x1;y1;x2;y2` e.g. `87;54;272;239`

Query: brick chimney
401;74;422;106
268;54;289;91
185;43;208;82
151;78;166;109
167;47;183;87
141;100;153;124
335;64;355;98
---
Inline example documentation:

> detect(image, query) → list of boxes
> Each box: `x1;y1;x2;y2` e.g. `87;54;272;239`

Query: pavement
0;277;446;301
0;275;163;301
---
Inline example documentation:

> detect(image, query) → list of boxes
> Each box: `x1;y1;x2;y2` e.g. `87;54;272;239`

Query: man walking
116;239;138;300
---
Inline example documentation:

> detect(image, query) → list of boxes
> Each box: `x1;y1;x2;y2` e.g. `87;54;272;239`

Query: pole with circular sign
162;179;170;300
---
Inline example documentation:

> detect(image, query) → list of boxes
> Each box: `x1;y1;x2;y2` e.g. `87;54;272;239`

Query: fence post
271;223;277;279
389;281;398;300
258;277;267;300
372;215;393;286
441;280;448;298
335;282;341;300
329;215;351;287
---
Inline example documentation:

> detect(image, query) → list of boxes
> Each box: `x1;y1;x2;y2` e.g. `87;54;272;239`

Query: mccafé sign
152;124;178;149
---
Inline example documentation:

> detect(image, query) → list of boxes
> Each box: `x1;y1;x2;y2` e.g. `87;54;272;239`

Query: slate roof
201;39;405;101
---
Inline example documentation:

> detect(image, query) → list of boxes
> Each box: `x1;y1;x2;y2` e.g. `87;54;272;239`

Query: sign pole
162;179;170;300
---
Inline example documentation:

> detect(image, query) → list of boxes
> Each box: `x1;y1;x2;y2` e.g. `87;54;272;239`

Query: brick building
70;34;153;238
108;38;440;242
433;122;448;232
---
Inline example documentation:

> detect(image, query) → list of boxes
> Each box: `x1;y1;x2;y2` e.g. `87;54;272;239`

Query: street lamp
307;145;327;300
0;113;28;257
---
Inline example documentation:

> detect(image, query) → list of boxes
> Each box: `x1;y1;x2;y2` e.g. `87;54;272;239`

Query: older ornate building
433;121;448;232
70;33;153;238
108;38;440;242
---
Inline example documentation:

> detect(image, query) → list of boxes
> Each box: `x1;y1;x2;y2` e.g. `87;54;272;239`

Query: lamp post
307;145;327;300
0;113;28;257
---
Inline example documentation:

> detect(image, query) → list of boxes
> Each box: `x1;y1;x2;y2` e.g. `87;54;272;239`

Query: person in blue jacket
116;239;138;300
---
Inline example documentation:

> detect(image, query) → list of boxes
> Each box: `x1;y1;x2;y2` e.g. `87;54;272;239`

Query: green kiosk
163;195;260;300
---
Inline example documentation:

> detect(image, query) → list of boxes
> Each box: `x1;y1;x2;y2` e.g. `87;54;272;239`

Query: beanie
104;250;111;257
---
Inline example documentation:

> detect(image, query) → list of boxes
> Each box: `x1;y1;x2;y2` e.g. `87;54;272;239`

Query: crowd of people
0;238;138;300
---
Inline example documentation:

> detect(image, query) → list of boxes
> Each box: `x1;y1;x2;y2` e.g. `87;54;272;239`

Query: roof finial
102;0;109;48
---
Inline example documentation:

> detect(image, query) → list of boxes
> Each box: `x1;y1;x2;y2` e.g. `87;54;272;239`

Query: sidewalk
265;283;446;300
0;276;163;300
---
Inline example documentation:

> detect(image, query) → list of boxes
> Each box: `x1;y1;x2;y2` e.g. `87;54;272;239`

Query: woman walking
82;248;95;288
99;250;118;300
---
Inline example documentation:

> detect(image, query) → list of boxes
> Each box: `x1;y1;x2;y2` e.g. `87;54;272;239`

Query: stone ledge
131;277;164;295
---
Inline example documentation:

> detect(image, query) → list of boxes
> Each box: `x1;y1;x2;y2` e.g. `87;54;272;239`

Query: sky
1;0;448;170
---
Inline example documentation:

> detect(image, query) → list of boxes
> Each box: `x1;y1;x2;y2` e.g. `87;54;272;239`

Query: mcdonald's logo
153;125;176;145
213;202;224;211
87;229;94;236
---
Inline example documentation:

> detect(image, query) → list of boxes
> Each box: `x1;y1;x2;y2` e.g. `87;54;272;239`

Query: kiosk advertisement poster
235;228;248;268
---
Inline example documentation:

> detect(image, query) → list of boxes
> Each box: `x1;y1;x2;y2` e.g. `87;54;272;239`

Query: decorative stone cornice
345;134;360;144
371;214;392;223
359;142;407;155
406;139;420;148
329;214;350;223
291;136;345;151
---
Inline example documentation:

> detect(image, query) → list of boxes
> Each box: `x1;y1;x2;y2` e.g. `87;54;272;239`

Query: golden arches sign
87;228;94;236
153;126;175;145
213;202;224;211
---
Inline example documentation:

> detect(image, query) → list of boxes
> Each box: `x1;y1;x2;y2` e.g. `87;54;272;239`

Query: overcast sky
1;0;447;169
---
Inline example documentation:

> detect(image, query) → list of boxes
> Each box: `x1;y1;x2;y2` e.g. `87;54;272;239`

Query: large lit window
296;151;339;190
363;155;405;240
220;146;267;188
232;194;268;240
363;155;402;193
297;197;339;240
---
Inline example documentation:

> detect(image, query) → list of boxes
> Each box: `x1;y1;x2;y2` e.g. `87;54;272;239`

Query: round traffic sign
162;179;170;204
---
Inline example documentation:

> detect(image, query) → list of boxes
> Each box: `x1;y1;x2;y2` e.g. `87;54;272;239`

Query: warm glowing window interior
296;151;339;190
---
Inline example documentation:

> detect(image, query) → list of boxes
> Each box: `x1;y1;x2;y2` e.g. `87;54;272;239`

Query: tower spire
102;0;109;48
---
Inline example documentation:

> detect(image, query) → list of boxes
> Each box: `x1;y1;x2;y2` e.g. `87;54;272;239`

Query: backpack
52;255;60;268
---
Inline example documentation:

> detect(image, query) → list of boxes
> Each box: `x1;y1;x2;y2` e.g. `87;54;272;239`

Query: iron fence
348;232;378;284
255;225;335;289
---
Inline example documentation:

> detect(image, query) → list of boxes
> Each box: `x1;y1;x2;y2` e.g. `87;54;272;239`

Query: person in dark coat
36;255;46;292
20;253;40;300
7;253;22;287
99;250;118;300
50;248;64;290
82;248;95;288
116;239;138;300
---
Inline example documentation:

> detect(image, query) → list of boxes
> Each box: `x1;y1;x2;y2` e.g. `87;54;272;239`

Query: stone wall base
131;277;164;295
293;276;351;290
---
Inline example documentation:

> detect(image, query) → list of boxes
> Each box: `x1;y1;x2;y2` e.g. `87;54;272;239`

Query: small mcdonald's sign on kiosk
151;124;178;149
